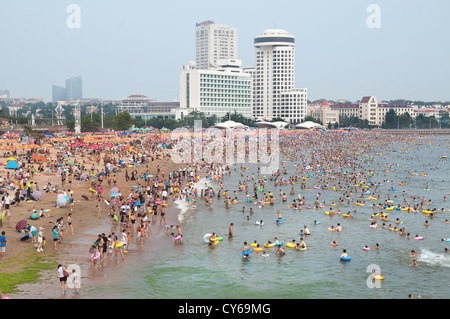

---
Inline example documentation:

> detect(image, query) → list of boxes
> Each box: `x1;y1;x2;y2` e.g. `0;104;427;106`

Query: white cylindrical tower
253;29;299;121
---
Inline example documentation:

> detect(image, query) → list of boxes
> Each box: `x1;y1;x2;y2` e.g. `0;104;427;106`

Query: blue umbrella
110;193;121;197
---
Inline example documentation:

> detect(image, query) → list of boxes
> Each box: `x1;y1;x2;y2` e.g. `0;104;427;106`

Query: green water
84;134;450;299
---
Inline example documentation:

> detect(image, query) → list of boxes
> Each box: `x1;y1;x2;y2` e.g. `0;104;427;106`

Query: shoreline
1;148;186;299
8;178;184;299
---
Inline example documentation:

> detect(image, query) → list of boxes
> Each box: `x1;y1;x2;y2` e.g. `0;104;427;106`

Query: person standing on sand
71;269;80;295
37;227;44;252
55;264;68;294
0;231;6;260
52;226;59;250
65;213;74;236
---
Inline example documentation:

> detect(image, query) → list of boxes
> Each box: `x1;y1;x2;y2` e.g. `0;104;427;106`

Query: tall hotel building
178;21;251;120
252;29;307;124
195;20;238;70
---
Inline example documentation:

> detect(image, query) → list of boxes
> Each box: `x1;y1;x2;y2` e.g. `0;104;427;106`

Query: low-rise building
179;59;252;120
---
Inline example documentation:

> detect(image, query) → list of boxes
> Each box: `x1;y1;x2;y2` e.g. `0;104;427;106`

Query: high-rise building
65;76;83;100
252;29;307;124
0;89;10;99
195;20;238;70
52;85;66;103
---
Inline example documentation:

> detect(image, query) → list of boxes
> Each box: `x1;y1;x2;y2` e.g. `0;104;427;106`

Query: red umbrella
15;219;27;231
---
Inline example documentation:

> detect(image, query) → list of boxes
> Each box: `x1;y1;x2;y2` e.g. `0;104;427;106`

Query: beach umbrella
15;219;27;231
110;187;119;193
110;193;121;197
81;195;89;201
68;161;74;166
56;197;67;207
81;175;88;180
33;190;42;200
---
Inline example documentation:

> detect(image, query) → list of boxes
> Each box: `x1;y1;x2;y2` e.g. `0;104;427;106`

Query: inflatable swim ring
242;248;252;256
286;243;295;248
115;241;124;249
340;256;351;261
91;252;101;260
274;242;283;246
203;233;212;244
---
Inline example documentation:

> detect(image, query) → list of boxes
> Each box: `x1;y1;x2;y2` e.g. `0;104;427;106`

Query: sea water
83;135;450;299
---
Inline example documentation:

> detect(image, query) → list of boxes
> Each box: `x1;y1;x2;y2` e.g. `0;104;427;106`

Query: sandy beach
0;136;185;299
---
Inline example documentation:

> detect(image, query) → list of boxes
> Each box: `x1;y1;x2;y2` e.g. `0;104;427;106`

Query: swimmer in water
228;223;234;238
275;245;285;256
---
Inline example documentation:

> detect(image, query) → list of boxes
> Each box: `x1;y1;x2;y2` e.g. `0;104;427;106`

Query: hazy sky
1;0;449;103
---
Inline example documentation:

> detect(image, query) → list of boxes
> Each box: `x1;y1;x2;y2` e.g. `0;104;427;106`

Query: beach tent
5;160;19;169
295;121;324;130
255;121;289;129
214;121;249;130
44;131;55;137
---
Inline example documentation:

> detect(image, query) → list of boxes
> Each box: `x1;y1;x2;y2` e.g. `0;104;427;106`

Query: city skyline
1;0;449;103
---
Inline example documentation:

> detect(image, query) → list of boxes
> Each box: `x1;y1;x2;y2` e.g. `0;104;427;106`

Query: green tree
414;114;427;129
16;117;29;125
382;109;398;129
221;111;253;126
81;114;100;132
440;111;449;128
113;111;134;131
398;112;412;129
65;113;75;131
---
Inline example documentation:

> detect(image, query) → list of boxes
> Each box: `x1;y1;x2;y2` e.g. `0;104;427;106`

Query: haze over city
1;0;449;102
